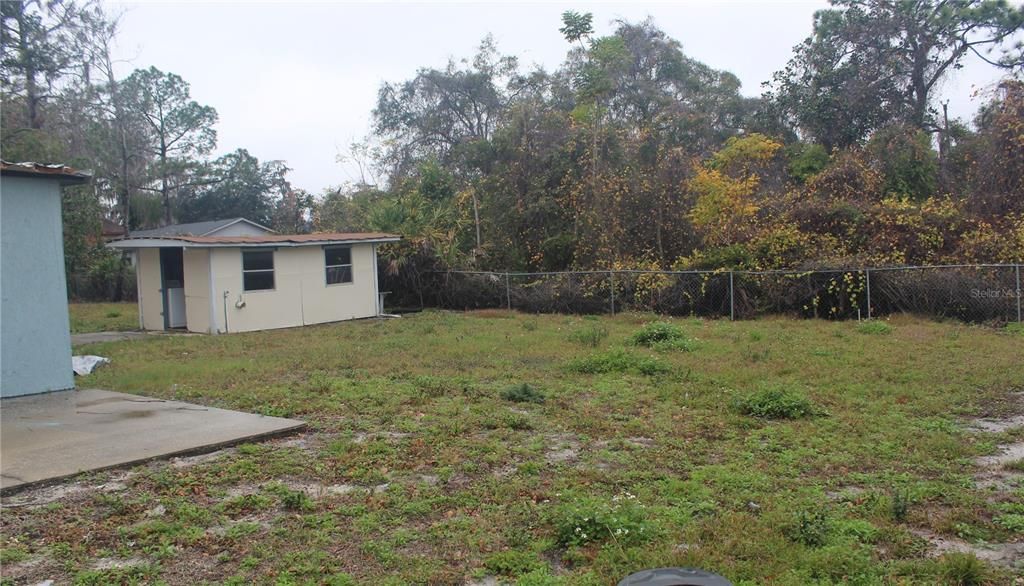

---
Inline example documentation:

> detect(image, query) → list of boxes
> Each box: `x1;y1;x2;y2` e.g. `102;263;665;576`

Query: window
242;249;275;291
325;245;352;285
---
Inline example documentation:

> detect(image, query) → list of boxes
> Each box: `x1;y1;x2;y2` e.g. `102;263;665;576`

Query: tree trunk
160;141;171;225
102;48;133;234
471;190;482;254
13;2;43;129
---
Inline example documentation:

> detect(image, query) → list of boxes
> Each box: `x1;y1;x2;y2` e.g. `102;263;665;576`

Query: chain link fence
417;264;1022;323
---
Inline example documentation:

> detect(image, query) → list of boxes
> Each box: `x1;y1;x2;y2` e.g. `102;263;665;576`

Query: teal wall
1;175;74;397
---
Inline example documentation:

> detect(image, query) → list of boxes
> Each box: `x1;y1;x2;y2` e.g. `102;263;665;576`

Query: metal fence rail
421;264;1023;323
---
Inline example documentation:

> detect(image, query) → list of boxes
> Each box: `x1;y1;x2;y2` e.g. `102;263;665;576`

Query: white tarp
72;355;109;376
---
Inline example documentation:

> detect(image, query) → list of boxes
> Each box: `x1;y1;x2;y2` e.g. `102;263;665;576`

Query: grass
3;310;1023;584
68;302;138;333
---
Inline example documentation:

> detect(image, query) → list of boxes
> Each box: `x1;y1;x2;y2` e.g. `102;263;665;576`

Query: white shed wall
183;248;211;333
209;243;378;333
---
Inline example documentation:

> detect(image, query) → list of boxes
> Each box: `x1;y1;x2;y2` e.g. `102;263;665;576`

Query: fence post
865;268;872;320
729;271;735;321
505;272;511;311
1016;264;1021;323
609;271;616;316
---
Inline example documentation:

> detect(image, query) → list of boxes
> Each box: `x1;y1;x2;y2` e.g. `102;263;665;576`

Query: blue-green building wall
1;175;74;397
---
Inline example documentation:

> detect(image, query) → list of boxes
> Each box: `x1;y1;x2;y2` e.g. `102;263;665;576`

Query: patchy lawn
3;311;1023;585
68;302;138;334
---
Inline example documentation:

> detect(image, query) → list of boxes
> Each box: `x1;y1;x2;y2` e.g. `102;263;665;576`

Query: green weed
629;321;685;346
552;492;653;547
995;513;1024;533
568;323;609;348
788;509;830;547
890;488;911;522
734;387;820;419
483;550;544;576
567;349;668;375
857;320;892;335
939;552;986;586
500;383;545;404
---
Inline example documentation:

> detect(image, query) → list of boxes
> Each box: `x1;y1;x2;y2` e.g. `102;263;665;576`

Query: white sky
108;0;1013;194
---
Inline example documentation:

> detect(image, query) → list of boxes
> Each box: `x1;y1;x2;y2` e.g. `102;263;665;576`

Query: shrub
552;492;653;547
567;349;668;376
939;552;986;586
568;324;609;348
1006;322;1024;336
735;387;820;419
856;320;892;335
788;509;830;547
629;321;685;347
500;383;545;404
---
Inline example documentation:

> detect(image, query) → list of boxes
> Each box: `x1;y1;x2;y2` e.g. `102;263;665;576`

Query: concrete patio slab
0;389;304;493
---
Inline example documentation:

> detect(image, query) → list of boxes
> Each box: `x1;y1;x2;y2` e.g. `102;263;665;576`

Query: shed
1;161;91;398
108;232;400;333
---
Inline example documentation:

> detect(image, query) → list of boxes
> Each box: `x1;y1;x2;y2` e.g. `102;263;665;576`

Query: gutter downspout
222;290;230;334
134;250;144;329
372;243;381;316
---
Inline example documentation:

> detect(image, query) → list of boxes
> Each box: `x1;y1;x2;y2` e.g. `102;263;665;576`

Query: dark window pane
244;271;275;291
243;250;274;271
326;265;352;284
325;246;351;267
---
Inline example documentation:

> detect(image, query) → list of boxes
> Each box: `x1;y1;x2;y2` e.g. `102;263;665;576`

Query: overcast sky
108;1;1012;194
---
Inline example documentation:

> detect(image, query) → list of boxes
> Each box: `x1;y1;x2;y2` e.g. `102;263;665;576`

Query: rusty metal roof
109;232;401;249
0;160;92;183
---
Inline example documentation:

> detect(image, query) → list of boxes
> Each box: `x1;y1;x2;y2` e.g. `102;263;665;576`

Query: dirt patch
353;431;413;443
93;556;148;570
594;436;655;450
206;513;273;537
544;433;582;464
169;448;235;468
910;528;1024;569
271;432;328;450
966;415;1024;434
826;485;868;501
0;555;67;584
1;471;133;508
975;442;1024;469
974;441;1024;492
282;479;389;498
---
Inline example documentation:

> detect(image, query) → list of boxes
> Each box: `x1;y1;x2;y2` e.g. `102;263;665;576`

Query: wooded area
2;1;1022;299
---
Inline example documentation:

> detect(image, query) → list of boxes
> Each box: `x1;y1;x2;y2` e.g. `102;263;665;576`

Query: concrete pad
0;389;304;493
71;331;148;345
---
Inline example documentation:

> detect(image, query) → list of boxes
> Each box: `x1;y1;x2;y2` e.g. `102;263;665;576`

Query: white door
166;287;186;328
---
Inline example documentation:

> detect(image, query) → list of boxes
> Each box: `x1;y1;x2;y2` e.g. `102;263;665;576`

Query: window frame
241;248;276;292
324;245;354;286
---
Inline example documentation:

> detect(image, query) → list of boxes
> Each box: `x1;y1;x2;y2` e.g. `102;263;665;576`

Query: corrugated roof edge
108;232;401;249
1;160;92;183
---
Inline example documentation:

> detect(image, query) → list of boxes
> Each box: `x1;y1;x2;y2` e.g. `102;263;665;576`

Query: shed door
159;247;186;329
